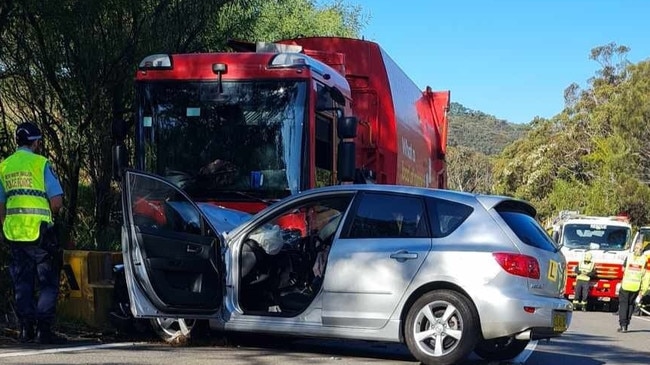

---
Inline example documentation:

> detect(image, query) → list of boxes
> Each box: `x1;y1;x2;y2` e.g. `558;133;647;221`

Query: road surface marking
633;315;650;323
512;340;537;364
0;342;146;358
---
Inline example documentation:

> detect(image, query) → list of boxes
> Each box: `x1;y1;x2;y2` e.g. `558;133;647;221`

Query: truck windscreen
136;80;307;200
562;224;631;250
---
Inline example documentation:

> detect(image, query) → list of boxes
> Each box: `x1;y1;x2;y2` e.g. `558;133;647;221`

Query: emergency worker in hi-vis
573;251;596;311
617;241;650;333
0;122;65;344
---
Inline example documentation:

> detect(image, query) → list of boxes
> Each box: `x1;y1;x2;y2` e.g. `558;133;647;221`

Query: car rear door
122;169;223;318
322;191;432;328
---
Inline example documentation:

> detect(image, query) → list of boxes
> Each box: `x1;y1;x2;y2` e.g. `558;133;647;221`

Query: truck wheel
150;318;201;345
474;336;529;361
404;290;479;365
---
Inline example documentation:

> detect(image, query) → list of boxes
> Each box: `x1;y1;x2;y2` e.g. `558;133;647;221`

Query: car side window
426;198;473;238
244;195;353;254
130;175;203;235
343;192;429;239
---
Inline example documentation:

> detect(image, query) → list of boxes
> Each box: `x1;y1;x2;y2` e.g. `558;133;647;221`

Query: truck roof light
269;53;333;79
269;53;309;68
139;54;172;70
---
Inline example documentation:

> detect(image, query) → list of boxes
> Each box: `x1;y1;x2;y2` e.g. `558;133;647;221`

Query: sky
350;0;650;124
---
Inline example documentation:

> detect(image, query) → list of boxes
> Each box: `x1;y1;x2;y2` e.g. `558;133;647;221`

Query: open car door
122;169;223;318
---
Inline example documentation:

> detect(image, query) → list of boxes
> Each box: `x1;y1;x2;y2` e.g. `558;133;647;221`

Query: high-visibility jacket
0;150;51;242
577;260;595;281
621;253;649;292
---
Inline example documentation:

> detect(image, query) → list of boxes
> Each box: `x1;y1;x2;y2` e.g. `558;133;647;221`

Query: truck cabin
113;48;358;213
560;222;631;251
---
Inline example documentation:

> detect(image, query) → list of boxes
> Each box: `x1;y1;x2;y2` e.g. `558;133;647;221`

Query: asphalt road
1;310;649;365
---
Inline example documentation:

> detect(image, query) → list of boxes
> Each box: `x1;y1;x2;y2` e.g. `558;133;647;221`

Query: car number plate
553;311;568;332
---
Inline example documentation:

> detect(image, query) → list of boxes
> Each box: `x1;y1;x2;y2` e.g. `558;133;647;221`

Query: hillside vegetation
449;43;650;227
447;102;529;156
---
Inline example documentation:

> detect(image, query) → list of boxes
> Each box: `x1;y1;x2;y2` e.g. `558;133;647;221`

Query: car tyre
474;335;529;361
150;318;204;345
404;290;479;365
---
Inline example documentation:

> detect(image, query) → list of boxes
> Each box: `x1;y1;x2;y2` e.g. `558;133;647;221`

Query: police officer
0;122;64;344
617;241;650;333
573;251;596;311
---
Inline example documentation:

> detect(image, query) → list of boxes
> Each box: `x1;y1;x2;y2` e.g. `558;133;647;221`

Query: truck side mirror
337;141;355;182
337;116;358;183
337;116;357;139
112;117;130;181
112;144;128;181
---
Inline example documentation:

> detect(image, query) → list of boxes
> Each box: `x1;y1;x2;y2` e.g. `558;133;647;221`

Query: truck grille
566;262;623;280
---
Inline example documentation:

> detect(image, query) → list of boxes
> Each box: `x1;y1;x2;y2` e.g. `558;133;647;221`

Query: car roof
295;184;535;215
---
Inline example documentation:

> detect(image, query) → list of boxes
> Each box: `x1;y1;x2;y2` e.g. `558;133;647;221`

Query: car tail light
493;252;540;279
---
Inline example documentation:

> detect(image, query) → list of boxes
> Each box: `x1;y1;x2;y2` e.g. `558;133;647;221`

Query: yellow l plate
548;259;559;282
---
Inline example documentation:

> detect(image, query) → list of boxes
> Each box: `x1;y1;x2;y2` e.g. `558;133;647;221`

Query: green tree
446;146;493;194
492;43;650;225
0;0;366;249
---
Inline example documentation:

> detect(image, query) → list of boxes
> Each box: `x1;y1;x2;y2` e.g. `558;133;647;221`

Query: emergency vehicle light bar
139;54;172;70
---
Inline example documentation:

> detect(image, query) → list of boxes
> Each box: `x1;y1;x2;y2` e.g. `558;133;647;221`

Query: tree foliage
492;43;650;226
446;145;493;194
0;0;364;249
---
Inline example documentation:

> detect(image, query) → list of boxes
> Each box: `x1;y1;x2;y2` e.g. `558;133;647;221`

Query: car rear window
498;210;558;252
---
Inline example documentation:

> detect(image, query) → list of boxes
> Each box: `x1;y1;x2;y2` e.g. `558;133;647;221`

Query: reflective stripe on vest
621;254;647;292
0;150;51;242
577;260;595;281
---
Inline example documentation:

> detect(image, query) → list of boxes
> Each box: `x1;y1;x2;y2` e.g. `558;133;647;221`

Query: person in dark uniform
0;122;65;344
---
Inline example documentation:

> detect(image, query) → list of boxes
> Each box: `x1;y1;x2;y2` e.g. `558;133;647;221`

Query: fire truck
550;211;632;310
112;37;450;213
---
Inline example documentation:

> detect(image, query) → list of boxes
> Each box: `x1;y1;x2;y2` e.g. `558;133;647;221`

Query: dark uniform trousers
618;288;639;327
574;279;590;303
8;226;60;326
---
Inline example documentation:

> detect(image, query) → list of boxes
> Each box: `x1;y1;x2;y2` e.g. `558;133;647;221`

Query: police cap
16;122;43;146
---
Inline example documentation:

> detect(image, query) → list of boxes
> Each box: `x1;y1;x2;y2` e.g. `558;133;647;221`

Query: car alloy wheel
404;290;479;365
150;318;197;344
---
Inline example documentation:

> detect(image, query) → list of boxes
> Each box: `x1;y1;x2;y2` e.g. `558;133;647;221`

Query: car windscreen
499;210;558;252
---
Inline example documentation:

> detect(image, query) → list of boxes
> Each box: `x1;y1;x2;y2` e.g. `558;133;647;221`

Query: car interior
239;202;346;316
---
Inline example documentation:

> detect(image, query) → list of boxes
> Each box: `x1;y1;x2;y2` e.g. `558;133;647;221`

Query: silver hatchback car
121;170;572;365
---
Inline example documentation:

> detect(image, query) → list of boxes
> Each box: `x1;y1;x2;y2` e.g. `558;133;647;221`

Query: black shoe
19;323;35;343
35;326;67;345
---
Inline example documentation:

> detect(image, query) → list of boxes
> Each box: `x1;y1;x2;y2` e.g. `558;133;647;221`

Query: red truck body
131;37;449;213
282;37;450;188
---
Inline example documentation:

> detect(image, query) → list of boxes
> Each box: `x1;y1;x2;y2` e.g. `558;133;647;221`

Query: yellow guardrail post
57;250;123;328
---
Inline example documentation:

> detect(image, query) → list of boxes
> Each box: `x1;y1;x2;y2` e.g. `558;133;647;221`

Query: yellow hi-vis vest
621;253;648;292
0;150;51;242
577;260;595;281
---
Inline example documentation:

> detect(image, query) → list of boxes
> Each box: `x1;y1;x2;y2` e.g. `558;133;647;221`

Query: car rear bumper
476;291;573;340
